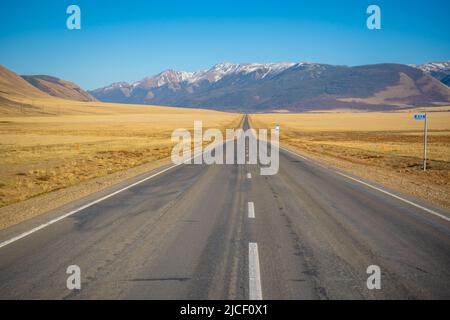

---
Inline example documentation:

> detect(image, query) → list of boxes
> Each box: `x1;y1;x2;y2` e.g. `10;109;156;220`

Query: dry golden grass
251;112;450;209
0;100;242;208
251;112;450;132
0;66;242;209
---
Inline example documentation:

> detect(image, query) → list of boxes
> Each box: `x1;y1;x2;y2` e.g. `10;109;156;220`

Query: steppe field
0;98;241;227
250;111;450;209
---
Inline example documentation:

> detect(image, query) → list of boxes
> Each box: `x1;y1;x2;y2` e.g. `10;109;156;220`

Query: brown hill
0;65;100;115
22;75;96;102
0;65;50;100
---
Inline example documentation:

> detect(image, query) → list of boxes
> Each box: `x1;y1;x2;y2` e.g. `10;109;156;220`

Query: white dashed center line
249;242;263;300
248;202;255;218
247;172;252;179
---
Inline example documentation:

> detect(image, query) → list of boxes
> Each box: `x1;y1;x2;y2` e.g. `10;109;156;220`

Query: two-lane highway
0;116;449;299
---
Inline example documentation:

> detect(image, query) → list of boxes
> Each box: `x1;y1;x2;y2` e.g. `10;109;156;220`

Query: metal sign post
423;114;428;171
414;114;428;171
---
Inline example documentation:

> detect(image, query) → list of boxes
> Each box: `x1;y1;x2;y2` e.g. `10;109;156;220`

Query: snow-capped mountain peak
103;82;131;92
136;69;195;89
96;60;450;96
410;61;450;87
124;62;299;89
188;62;298;83
89;60;450;110
411;61;450;73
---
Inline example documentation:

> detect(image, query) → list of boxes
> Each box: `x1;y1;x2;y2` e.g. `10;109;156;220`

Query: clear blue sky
1;0;449;89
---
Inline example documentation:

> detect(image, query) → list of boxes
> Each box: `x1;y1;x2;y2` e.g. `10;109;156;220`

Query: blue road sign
414;114;426;120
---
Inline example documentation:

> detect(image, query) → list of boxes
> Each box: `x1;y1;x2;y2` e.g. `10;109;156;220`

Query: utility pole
423;113;428;171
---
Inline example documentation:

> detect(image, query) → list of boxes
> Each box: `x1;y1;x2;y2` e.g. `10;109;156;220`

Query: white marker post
414;113;428;171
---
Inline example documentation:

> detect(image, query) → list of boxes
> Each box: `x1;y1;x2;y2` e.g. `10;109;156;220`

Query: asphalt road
0;116;449;299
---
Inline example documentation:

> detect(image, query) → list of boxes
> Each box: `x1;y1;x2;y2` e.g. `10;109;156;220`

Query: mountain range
89;61;450;112
1;61;449;113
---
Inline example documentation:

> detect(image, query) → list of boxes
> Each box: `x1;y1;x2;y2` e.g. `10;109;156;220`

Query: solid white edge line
248;201;255;219
280;146;328;169
0;162;185;249
281;146;309;161
335;171;450;222
249;242;263;300
0;141;222;250
281;145;450;222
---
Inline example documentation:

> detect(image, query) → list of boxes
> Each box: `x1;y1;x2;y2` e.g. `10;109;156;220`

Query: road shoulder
0;157;172;231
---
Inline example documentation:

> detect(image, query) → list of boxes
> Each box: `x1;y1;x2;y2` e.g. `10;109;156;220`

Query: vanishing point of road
0;116;449;299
